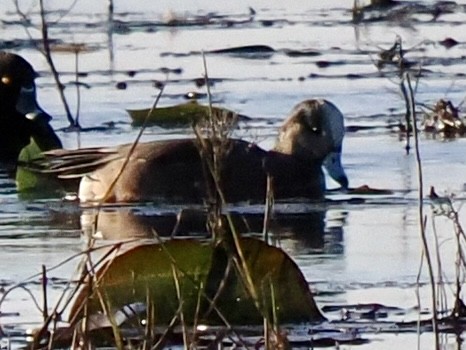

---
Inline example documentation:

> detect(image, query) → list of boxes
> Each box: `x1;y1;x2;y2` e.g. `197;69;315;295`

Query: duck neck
273;142;323;165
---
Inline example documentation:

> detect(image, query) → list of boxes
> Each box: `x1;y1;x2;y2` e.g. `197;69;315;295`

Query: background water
2;0;466;348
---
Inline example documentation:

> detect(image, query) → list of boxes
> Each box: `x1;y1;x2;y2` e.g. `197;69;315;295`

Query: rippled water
2;0;466;348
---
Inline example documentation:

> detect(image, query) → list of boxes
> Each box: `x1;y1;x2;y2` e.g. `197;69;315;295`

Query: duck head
0;52;62;164
275;99;348;189
0;51;52;122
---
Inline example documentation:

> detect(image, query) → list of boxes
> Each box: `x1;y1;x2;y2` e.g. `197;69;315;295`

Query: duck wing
21;147;121;179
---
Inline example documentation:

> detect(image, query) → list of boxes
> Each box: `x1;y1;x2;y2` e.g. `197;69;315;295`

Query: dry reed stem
93;83;165;207
14;0;75;127
72;83;167;346
405;72;440;348
203;258;234;317
191;280;204;348
198;52;281;344
262;175;274;242
150;229;249;348
430;218;449;318
38;0;76;128
41;265;48;320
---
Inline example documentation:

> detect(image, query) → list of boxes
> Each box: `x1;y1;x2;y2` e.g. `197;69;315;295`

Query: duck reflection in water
79;207;345;255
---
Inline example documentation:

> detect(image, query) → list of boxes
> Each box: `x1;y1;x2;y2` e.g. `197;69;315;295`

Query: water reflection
79;205;345;255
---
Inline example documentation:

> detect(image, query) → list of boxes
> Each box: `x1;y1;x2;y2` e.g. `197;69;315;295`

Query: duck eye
304;113;322;135
307;124;321;135
1;76;11;85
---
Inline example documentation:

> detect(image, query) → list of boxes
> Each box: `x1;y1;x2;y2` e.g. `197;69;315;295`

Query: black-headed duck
0;52;62;164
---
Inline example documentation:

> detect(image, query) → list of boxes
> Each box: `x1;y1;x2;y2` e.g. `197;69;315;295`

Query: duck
29;99;348;203
0;52;62;165
5;52;348;203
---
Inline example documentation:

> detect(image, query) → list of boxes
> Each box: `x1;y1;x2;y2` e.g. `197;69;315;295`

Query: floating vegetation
422;99;466;136
127;101;250;127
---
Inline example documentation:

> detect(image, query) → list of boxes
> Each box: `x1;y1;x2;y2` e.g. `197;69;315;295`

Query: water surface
2;0;466;348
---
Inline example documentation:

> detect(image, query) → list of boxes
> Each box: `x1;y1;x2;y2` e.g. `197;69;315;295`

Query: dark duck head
0;51;61;164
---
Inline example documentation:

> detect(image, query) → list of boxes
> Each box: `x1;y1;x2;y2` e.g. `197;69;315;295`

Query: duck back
78;139;324;203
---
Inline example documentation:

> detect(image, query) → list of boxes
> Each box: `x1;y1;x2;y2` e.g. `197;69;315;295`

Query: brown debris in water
422;99;466;136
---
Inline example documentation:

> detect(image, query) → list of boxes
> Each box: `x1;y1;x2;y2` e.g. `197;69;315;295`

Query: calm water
2;0;466;348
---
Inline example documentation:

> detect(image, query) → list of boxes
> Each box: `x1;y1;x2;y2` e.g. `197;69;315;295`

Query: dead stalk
74;85;168;348
41;265;48;320
152;310;181;350
415;237;424;350
430;218;448;318
74;49;82;126
142;287;154;350
262;175;274;242
203;258;234;317
38;0;76;128
199;52;280;344
150;229;249;348
192;280;204;348
405;72;439;348
95;284;125;349
172;265;188;350
199;54;259;302
430;193;466;321
92;80;165;211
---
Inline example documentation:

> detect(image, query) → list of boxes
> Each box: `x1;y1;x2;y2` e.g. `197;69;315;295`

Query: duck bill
16;85;52;123
323;151;348;189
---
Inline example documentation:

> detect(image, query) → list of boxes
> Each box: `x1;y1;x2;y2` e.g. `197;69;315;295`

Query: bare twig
405;72;440;348
262;175;274;242
74;49;82;126
197;53;279;342
38;0;77;128
41;265;48;320
95;82;165;206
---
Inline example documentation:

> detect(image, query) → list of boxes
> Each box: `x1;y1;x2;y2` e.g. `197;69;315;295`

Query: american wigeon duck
0;52;62;164
32;99;348;203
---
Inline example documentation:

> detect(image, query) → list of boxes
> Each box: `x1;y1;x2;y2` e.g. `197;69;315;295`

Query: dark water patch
0;38;63;50
192;77;218;88
115;81;127;90
210;44;274;54
57;122;122;133
37;67;185;81
439;37;460;48
283;49;321;57
322;303;405;320
0;279;15;289
161;45;277;59
0;311;20;318
346;124;392;133
0;181;16;193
